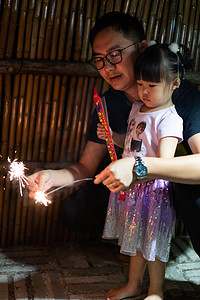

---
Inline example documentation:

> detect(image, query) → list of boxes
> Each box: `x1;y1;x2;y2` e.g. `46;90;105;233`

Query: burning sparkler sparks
6;157;94;207
8;157;29;196
32;178;94;206
34;190;52;206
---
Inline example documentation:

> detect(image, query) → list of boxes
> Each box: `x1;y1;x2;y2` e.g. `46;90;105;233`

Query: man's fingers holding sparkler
94;165;123;192
28;170;53;198
94;158;135;192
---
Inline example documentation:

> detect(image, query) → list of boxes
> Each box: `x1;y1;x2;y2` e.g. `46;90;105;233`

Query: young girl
97;43;183;300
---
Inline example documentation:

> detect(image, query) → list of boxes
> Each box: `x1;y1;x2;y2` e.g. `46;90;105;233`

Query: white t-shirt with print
123;100;183;158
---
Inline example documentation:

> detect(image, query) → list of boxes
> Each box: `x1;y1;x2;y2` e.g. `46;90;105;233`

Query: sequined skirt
103;179;175;262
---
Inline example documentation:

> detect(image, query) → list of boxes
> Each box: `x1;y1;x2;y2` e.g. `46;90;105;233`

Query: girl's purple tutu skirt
103;179;175;262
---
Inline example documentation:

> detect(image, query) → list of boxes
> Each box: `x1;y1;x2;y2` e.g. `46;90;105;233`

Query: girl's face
136;79;175;110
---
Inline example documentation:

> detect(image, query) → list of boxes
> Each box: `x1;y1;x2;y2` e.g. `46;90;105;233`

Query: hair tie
168;43;179;54
148;40;156;47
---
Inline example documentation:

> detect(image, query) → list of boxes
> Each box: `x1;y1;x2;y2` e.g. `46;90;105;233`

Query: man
29;12;200;259
29;12;147;233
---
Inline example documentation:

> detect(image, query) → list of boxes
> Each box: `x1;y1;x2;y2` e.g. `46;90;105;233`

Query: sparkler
34;190;52;206
33;178;94;206
8;157;29;196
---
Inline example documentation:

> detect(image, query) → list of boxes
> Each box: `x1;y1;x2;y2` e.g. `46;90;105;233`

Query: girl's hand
28;170;54;198
97;123;107;140
94;157;136;192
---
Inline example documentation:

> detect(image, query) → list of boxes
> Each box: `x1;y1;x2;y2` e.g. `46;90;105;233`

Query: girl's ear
139;40;148;53
172;78;181;91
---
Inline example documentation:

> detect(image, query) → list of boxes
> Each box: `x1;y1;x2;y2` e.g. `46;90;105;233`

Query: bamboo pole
0;0;11;59
24;195;34;244
60;0;78;161
179;0;191;46
33;75;47;161
60;76;77;161
21;75;34;160
136;0;146;21
37;0;49;60
24;0;36;59
65;0;78;60
1;180;12;246
1;74;12;158
81;0;93;62
66;0;85;162
128;0;139;16
152;0;165;41
174;0;184;43
99;0;107;17
46;76;60;161
30;0;42;59
105;0;115;13
15;74;27;157
67;76;84;162
166;0;178;44
57;0;70;60
13;193;23;245
115;0;123;12
185;0;196;50
50;0;63;60
8;75;20;159
0;74;3;130
143;0;154;37
159;0;170;43
6;0;19;59
39;75;54;161
27;75;40;160
53;76;68;161
16;0;28;59
194;24;200;73
191;0;200;62
7;188;17;246
74;77;89;161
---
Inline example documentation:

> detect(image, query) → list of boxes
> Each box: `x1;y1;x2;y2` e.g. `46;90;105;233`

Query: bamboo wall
0;0;199;246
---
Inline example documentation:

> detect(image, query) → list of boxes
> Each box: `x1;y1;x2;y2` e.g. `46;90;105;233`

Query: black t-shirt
172;79;200;154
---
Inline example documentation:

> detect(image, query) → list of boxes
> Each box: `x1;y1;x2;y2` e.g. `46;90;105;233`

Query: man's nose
104;59;115;70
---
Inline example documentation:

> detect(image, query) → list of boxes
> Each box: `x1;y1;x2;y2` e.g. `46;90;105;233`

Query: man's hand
28;170;54;198
94;157;136;192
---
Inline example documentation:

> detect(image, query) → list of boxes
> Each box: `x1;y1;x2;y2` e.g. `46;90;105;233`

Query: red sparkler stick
93;87;125;200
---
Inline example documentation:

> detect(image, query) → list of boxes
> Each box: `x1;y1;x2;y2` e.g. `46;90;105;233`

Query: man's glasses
88;42;139;70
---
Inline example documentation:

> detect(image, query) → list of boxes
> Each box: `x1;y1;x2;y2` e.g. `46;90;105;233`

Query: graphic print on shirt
131;121;146;152
124;117;146;155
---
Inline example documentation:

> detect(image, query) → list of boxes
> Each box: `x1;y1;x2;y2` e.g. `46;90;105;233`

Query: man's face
92;27;139;93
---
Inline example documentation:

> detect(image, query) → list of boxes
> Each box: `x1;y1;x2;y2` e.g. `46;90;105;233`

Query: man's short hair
89;11;146;46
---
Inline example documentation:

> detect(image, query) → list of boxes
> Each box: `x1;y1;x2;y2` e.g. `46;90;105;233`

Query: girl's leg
147;259;165;299
106;251;147;300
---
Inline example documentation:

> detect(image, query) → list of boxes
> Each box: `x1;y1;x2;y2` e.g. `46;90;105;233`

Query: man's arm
94;134;200;190
28;141;107;196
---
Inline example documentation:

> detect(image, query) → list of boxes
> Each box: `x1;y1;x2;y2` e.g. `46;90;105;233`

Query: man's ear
172;78;181;91
139;40;148;53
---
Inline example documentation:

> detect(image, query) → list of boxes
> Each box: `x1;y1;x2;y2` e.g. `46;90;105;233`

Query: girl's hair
89;11;146;46
134;43;194;83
